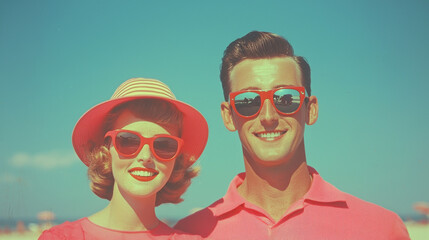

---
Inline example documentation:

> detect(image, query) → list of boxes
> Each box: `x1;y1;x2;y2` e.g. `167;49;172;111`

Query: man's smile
254;130;287;141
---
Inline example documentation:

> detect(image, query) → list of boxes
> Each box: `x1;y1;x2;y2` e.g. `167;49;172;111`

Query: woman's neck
89;184;159;231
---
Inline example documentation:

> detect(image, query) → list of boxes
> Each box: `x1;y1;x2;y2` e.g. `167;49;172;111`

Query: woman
39;78;208;239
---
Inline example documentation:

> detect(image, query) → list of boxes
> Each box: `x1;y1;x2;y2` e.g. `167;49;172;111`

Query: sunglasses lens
153;137;179;160
115;132;141;155
234;92;261;116
273;89;302;114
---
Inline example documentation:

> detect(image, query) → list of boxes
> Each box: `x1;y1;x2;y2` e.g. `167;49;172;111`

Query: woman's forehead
113;110;180;137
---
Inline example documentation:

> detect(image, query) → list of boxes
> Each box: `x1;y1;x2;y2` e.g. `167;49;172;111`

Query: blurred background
1;0;428;238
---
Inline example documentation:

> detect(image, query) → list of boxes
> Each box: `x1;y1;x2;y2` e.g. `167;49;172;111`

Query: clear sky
1;0;428;222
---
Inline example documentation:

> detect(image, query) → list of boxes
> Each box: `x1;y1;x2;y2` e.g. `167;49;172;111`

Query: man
175;31;409;239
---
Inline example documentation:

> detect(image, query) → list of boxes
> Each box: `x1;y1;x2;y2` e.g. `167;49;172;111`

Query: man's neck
237;144;312;222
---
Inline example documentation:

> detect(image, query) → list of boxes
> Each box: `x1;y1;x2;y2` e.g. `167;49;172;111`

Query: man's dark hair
220;31;311;101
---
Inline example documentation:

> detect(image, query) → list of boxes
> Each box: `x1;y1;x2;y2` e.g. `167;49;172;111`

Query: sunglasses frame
229;86;307;118
104;129;183;161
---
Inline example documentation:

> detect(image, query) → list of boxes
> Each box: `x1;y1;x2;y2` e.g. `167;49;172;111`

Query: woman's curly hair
86;99;199;206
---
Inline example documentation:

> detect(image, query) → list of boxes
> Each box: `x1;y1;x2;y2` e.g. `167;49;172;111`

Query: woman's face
108;109;179;199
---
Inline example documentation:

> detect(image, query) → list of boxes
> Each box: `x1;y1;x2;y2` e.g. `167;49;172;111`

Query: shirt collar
304;166;347;203
209;172;247;217
210;166;347;217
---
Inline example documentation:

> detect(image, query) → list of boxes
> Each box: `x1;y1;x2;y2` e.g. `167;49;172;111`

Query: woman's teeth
130;170;157;177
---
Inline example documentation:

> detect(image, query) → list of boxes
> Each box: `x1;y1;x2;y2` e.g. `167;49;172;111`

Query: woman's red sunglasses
104;130;183;161
229;86;307;118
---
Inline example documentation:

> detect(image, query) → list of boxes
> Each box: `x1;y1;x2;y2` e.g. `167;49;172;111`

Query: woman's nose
136;144;153;163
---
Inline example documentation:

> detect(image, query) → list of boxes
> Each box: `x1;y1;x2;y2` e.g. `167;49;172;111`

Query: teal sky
1;0;428;222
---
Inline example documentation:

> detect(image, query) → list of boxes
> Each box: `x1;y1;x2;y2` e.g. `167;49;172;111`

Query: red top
39;217;201;240
175;167;410;240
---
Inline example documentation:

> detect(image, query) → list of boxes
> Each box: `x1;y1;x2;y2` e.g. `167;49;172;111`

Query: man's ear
306;95;319;125
221;102;237;131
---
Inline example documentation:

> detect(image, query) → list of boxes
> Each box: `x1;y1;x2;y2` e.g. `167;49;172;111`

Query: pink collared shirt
175;167;410;240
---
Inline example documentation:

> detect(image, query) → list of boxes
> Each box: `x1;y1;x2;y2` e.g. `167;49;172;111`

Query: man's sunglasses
104;130;183;161
229;86;308;118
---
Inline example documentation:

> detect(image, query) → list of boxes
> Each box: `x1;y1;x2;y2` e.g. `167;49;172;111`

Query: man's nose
259;99;279;125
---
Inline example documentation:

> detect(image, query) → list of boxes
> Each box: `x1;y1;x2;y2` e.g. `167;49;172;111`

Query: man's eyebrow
237;84;299;92
240;85;296;90
273;84;296;88
239;86;261;91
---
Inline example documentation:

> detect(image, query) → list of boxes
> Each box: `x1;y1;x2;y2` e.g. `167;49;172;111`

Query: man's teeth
130;170;157;177
256;131;284;139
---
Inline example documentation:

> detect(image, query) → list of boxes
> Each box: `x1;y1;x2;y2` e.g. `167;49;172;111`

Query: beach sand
0;224;427;239
406;222;429;240
0;231;40;240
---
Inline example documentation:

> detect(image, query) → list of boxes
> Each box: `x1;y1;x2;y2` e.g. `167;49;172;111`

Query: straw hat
72;78;209;166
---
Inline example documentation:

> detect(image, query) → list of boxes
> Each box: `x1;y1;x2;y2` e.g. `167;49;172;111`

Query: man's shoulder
175;207;215;227
340;190;394;213
313;171;402;220
310;177;409;237
174;198;225;236
340;191;403;221
342;192;409;237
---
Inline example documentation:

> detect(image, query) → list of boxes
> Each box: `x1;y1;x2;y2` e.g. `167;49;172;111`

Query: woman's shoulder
38;218;86;240
38;218;202;239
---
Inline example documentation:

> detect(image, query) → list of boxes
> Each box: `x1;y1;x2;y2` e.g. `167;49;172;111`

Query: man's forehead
229;57;302;91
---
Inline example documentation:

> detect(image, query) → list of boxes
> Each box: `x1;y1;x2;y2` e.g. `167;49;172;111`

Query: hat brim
72;96;208;166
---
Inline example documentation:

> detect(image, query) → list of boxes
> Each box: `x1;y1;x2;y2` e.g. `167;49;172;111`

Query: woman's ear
221;102;237;131
306;95;319;125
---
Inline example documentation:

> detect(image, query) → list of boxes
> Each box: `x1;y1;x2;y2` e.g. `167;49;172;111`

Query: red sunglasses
104;130;183;161
229;86;307;118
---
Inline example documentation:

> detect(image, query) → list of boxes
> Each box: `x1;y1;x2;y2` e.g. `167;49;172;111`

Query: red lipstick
128;167;159;182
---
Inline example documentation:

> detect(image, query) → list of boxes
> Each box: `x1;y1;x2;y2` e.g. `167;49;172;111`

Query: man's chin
253;155;291;167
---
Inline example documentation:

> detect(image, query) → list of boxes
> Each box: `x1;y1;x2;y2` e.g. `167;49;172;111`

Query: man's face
222;57;315;166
